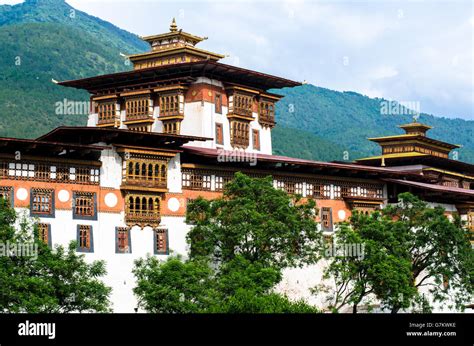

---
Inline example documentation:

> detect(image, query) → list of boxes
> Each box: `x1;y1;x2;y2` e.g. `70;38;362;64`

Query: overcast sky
3;0;474;120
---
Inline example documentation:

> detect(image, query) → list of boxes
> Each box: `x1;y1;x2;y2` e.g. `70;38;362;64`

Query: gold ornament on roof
170;18;178;32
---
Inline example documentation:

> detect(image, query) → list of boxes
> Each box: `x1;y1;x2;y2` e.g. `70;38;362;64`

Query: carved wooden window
159;94;180;117
97;102;115;124
306;183;314;197
252;129;260;150
8;162;35;178
230;120;250;148
163;121;181;135
258;100;275;127
0;186;13;206
333;185;342;199
73;192;97;220
37;223;50;246
125;194;161;226
2;161;99;185
124;156;168;188
323;185;331;198
203;175;212;190
295;183;304;195
30;188;54;217
215;123;224;145
321;207;333;232
215;93;222;114
230;93;253;117
215;174;233;192
154;228;169;255
116;227;131;254
77;225;93;252
182;169;213;191
125;97;151;121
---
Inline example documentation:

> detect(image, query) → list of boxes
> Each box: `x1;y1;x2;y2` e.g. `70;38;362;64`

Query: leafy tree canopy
0;198;111;313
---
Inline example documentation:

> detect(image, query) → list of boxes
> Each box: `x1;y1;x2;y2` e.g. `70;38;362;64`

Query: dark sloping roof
357;154;474;175
383;178;474;197
0;137;109;153
0;136;109;161
38;126;211;148
37;127;211;148
57;61;301;93
182;146;422;178
368;134;460;150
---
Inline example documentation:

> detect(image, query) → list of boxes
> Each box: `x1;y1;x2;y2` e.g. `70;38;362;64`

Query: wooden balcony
121;177;167;192
124;113;154;123
97;117;115;126
125;210;161;227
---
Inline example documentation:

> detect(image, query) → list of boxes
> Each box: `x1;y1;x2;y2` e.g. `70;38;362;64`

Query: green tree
383;192;474;312
316;215;416;313
134;173;322;313
0;198;111;312
317;193;473;313
133;256;216;313
133;255;319;313
186;172;322;268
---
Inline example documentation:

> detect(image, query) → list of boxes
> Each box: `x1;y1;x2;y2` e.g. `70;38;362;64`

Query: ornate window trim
30;188;55;218
215;122;224;145
321;207;333;232
116;227;132;254
76;225;94;253
154;228;169;255
72;191;98;221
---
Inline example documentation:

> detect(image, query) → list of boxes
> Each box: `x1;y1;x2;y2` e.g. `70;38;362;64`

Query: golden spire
170;17;178;32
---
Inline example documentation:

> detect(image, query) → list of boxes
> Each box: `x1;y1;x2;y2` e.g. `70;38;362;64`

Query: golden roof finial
170;17;178;32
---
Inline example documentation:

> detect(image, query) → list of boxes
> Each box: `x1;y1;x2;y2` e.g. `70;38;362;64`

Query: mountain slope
0;0;148;54
272;85;474;163
0;0;147;138
0;22;132;137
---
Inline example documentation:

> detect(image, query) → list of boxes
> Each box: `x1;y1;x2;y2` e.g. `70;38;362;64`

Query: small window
252;129;260;150
30;188;54;218
37;223;51;247
321;207;333;232
116;227;131;254
73;192;97;220
154;228;169;255
215;94;222;114
77;225;93;253
215;123;224;145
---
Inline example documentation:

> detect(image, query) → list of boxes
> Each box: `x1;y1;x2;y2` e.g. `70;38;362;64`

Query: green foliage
186;172;322;268
273;84;474;163
208;290;320;313
134;173;321;313
272;125;345;162
318;193;474;313
133;256;215;313
383;192;474;311
0;0;148;53
0;198;111;313
0;0;146;139
133;255;319;314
